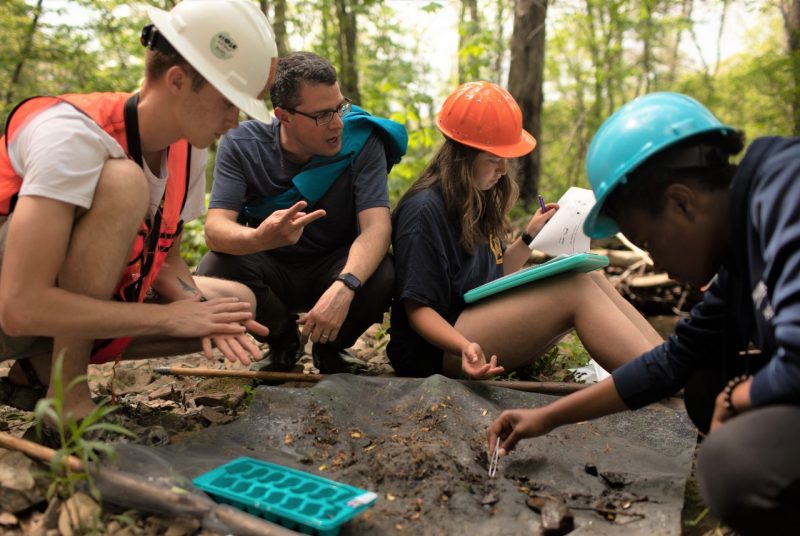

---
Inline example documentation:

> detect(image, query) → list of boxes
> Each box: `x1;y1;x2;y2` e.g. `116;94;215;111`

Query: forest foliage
1;0;795;211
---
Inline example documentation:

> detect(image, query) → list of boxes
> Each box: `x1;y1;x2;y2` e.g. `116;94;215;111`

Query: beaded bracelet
723;374;750;415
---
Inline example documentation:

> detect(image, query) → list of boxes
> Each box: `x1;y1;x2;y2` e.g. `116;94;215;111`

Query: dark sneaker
255;337;303;373
0;377;45;412
0;360;47;412
312;345;368;375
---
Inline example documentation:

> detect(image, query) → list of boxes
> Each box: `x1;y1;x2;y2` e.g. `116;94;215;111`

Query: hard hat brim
439;121;537;158
488;129;538;159
146;5;271;123
583;203;619;239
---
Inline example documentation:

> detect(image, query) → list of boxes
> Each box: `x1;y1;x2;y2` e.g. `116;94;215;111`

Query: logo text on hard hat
210;32;238;60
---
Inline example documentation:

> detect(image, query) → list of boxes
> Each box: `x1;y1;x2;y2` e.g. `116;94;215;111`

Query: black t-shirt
387;187;504;376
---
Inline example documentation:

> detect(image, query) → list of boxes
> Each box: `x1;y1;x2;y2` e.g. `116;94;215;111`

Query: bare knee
196;276;257;312
550;272;598;308
90;158;149;223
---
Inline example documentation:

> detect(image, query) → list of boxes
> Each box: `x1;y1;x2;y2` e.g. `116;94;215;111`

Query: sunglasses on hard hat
140;24;177;55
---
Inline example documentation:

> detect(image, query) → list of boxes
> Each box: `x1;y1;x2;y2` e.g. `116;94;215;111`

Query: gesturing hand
255;201;326;250
461;342;504;379
487;408;554;457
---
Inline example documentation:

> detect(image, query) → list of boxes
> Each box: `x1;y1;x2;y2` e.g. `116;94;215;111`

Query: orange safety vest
0;93;192;363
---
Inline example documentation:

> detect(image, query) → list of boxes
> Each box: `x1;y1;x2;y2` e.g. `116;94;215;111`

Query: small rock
0;449;46;514
540;498;574;535
584;463;598;476
0;450;36;491
199;407;235;425
479;492;499;506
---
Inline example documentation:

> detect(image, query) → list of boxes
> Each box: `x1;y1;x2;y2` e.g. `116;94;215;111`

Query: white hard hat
146;0;278;122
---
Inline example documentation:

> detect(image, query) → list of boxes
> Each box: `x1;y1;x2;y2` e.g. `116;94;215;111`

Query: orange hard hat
436;81;536;158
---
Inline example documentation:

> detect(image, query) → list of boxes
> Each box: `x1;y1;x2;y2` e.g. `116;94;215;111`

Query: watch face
338;272;361;290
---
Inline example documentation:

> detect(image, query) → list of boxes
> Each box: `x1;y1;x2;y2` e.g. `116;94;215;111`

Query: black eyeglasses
285;98;352;126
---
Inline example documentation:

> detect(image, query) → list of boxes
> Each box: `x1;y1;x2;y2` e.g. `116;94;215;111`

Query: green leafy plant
32;353;134;503
527;332;591;383
180;213;209;269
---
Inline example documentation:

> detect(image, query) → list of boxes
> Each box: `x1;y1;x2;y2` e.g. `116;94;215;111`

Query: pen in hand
538;194;549;213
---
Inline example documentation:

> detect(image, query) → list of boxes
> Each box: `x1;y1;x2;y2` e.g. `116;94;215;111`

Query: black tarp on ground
107;375;696;535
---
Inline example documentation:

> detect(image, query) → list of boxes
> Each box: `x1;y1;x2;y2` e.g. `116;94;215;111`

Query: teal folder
463;253;609;303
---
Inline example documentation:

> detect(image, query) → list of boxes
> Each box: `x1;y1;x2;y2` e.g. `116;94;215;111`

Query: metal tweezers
488;437;500;477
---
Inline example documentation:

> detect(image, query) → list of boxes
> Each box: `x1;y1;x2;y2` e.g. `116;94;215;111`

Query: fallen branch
154;367;590;395
0;432;299;535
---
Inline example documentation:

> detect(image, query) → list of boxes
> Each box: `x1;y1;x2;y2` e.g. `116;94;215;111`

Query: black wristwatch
521;231;534;246
335;272;362;292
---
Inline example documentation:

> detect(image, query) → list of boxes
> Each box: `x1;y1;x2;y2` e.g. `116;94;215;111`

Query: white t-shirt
8;102;207;223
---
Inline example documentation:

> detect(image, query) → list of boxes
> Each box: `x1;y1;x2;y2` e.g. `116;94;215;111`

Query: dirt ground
0;319;732;536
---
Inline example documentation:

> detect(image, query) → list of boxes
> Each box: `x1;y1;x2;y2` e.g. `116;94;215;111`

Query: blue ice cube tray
192;457;378;535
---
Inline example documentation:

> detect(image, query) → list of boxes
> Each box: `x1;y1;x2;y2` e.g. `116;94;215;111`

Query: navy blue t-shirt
387;187;504;376
210;118;390;258
613;136;800;409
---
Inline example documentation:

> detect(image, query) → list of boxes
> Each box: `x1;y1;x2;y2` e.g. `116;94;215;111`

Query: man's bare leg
50;158;149;421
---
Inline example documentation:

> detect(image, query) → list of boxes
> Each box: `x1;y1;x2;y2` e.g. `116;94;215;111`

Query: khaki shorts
0;331;52;361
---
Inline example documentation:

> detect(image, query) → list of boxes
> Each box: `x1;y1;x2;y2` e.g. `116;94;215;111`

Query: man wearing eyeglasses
198;52;406;375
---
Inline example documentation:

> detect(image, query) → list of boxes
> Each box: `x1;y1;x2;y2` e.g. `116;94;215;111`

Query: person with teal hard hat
489;92;800;535
387;81;662;380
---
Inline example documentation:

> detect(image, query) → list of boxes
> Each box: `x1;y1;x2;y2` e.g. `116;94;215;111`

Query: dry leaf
57;492;100;536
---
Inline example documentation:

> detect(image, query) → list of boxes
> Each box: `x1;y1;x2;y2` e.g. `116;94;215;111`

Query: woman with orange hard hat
386;81;662;379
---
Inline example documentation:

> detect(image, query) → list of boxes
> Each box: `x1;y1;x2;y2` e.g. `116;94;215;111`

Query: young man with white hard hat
0;0;278;433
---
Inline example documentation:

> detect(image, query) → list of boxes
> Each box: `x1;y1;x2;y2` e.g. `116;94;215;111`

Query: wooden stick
154;367;590;395
0;431;299;535
0;431;83;471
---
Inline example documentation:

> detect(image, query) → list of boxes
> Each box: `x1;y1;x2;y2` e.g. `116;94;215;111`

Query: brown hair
401;138;518;253
144;49;206;92
269;52;338;110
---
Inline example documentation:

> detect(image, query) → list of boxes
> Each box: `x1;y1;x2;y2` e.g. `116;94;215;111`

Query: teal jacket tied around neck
239;105;408;224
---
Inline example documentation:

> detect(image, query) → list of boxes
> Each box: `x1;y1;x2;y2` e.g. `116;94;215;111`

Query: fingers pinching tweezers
488;437;500;477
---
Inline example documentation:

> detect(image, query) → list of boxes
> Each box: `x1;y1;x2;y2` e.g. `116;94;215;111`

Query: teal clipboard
464;253;609;303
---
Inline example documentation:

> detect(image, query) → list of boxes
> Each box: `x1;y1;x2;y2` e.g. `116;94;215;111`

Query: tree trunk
507;0;547;205
458;0;480;83
335;0;361;104
493;0;508;84
782;0;800;135
5;0;44;107
262;0;289;56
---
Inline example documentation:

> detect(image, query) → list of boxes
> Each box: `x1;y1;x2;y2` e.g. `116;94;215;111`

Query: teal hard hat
583;92;737;238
